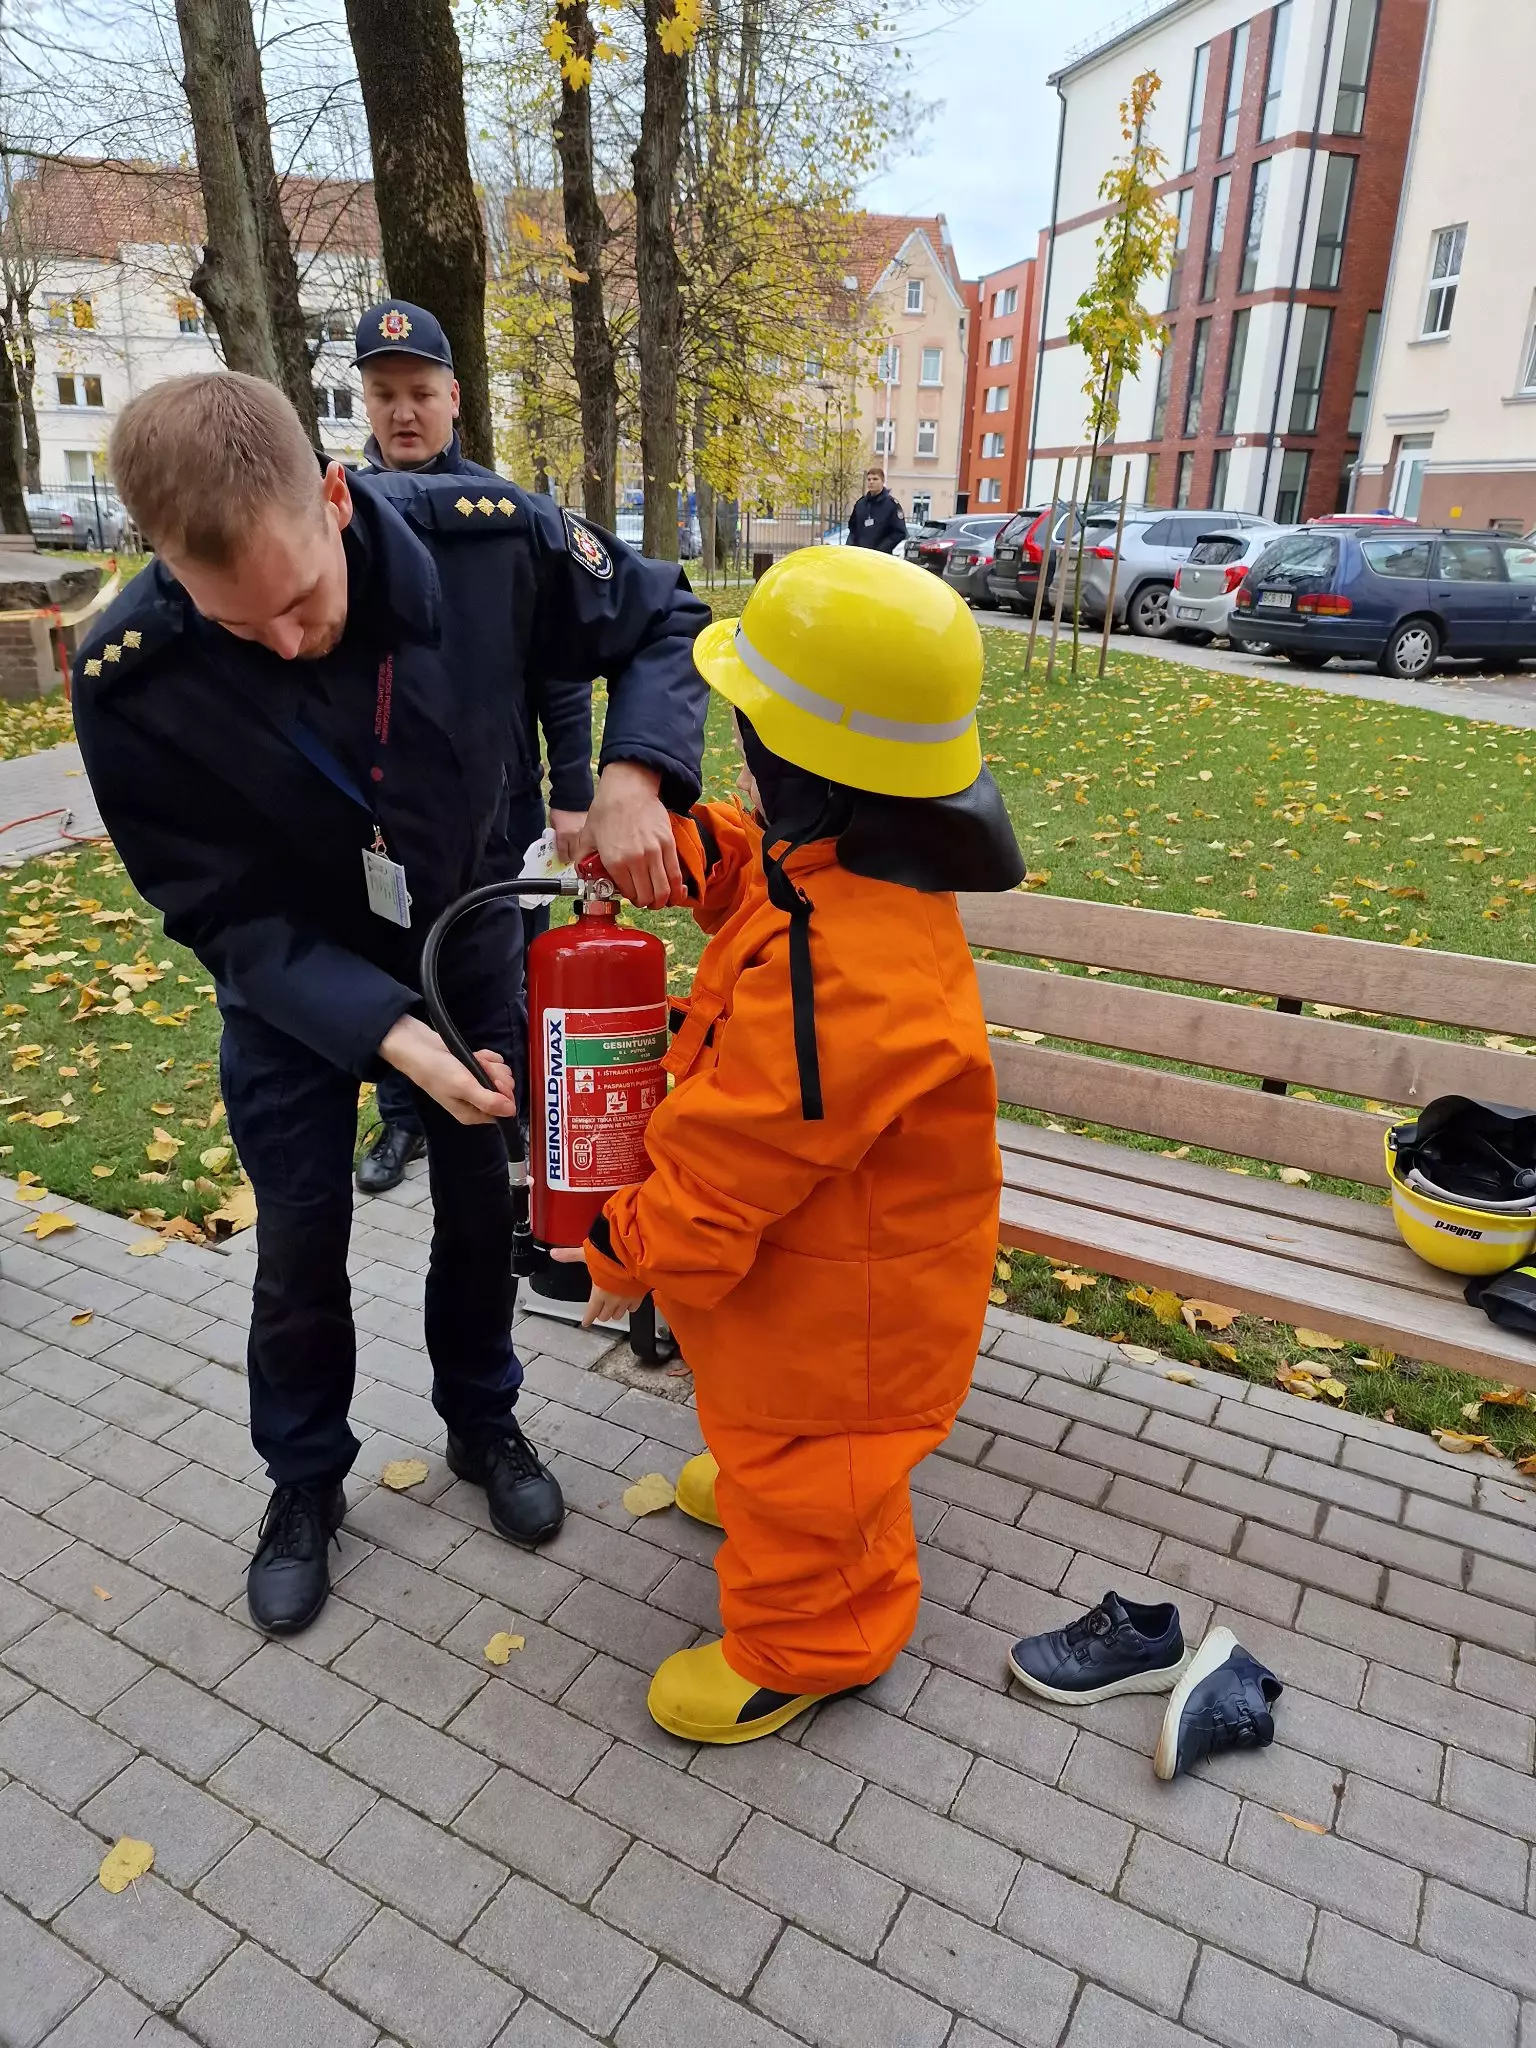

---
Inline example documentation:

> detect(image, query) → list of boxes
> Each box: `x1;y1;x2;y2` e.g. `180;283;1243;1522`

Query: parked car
1050;508;1278;637
1170;527;1301;645
901;519;946;563
1307;513;1418;528
26;490;127;551
915;513;1010;582
941;515;1014;607
1228;528;1536;678
988;501;1118;614
819;525;849;546
612;508;700;557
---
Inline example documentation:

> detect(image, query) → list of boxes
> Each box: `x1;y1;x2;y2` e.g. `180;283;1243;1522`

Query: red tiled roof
845;213;963;296
10;157;380;261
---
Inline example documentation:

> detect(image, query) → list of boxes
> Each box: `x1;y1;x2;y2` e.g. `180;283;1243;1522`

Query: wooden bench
958;891;1536;1392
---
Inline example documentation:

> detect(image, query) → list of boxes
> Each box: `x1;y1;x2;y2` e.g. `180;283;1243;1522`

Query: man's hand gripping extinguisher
420;857;677;1364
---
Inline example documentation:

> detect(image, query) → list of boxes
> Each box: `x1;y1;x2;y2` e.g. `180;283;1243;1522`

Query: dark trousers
222;1005;525;1489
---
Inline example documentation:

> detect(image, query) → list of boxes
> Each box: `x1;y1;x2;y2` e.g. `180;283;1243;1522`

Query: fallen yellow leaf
92;1584;111;1600
1165;1369;1196;1385
13;1182;46;1202
1060;1307;1081;1327
126;1236;165;1258
1516;1454;1536;1476
207;1181;257;1234
1052;1269;1097;1292
1317;1378;1348;1404
69;1310;93;1326
24;1211;75;1239
198;1145;232;1174
1128;1284;1184;1325
1277;1167;1312;1186
32;1110;75;1129
1432;1429;1497;1454
1276;1365;1319;1400
156;1216;207;1244
483;1632;526;1666
622;1472;677;1516
1294;1328;1346;1351
379;1459;429;1492
1209;1341;1240;1363
988;1288;1007;1305
1181;1299;1238;1333
1275;1812;1328;1835
1480;1386;1532;1407
90;1164;114;1178
1120;1344;1161;1364
98;1837;154;1892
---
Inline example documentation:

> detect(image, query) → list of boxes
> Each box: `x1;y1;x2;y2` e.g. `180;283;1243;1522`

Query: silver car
25;490;127;551
1050;508;1278;638
1170;527;1301;643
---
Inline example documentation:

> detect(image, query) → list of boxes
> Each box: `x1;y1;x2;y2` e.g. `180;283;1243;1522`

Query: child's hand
549;1245;646;1328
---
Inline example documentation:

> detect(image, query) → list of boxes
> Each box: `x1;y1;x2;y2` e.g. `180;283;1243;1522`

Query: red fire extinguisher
421;857;675;1362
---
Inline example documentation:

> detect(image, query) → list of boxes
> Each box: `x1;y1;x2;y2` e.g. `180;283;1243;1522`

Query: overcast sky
862;0;1149;277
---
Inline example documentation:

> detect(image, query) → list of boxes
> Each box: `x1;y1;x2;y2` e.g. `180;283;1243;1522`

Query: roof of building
845;212;963;296
1049;0;1199;85
9;157;381;261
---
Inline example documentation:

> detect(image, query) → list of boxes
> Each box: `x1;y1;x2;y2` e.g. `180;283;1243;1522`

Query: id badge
361;845;411;928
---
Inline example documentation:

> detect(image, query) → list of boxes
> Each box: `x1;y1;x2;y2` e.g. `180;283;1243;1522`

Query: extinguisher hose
419;877;573;1156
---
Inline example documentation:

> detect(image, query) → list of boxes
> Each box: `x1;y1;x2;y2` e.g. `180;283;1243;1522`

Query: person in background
352;297;592;1192
847;466;908;554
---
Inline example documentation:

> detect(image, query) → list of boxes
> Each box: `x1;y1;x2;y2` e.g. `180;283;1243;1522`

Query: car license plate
996;549;1017;566
1175;605;1202;621
1258;590;1293;610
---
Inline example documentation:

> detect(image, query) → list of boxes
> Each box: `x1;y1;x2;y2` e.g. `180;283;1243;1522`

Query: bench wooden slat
977;962;1536;1111
1002;1147;1468;1302
992;1041;1390;1186
996;1122;1403;1244
962;893;1536;1035
998;1183;1536;1388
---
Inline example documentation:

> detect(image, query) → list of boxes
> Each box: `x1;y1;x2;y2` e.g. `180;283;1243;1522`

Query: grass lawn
3;612;1535;1456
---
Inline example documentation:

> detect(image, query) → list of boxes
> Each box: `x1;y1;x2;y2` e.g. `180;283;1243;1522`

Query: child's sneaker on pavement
1008;1591;1190;1704
1154;1625;1283;1780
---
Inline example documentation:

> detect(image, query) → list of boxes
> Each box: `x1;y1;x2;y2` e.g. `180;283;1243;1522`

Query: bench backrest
958;893;1536;1188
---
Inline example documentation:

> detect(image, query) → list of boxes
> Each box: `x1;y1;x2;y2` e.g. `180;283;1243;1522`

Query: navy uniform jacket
71;470;709;1079
360;430;592;817
847;489;908;554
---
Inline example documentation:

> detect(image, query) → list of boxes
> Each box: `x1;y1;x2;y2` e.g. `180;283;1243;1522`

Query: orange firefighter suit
583;801;1002;1695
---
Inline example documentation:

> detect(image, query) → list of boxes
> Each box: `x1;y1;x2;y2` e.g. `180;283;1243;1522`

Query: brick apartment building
957;256;1039;512
1030;0;1430;520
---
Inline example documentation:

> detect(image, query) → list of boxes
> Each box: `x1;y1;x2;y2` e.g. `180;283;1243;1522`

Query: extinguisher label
542;1002;668;1193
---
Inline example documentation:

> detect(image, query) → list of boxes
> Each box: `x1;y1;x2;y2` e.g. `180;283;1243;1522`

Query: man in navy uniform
847;466;908;554
350;297;592;1194
74;371;707;1635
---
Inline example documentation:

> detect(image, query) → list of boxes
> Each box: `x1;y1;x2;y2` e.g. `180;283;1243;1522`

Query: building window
1261;1;1292;143
84;375;102;408
1241;159;1271;294
55;374;98;407
175;297;202;333
313;387;355;422
1289;305;1332;431
911;493;932;522
56;373;76;407
1311;154;1356;290
921;345;944;384
1351;308;1382;430
1276;447;1310;522
1521;314;1536;394
1221;22;1250;156
48;295;95;331
64;450;91;483
1175;452;1196;507
1145;453;1162;505
1221;309;1250;434
915;418;938;458
1150;346;1175;440
992;285;1018;317
1334;0;1380;134
1203;173;1231;300
804;351;824;381
984;385;1008;413
1168;188;1193;310
1422;224;1465;337
1210;447;1232;509
876;344;900;384
332;387;353;421
1184;43;1211;170
986;335;1012;367
977;477;1003;504
873;420;895;456
1185;318;1212;436
981;431;1005;458
904;278;924;314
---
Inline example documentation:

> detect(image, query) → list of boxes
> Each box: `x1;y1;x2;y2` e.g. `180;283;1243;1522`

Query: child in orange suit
556;545;1024;1742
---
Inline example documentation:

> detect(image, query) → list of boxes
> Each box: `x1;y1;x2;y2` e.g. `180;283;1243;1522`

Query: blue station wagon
1228;529;1536;678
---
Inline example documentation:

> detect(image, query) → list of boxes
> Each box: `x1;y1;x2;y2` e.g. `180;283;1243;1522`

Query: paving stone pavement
2;1160;1535;2048
0;743;105;866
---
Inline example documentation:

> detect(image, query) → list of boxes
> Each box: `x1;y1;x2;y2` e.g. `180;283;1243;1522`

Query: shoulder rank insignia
563;511;613;581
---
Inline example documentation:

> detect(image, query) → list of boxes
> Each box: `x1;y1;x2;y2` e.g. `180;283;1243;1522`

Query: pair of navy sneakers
1008;1592;1282;1780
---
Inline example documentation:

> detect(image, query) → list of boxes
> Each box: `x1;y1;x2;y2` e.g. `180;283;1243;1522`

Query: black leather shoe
355;1121;426;1195
247;1483;346;1635
447;1422;564;1547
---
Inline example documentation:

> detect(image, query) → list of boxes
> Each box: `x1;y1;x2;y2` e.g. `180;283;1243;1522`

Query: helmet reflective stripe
1391;1182;1536;1246
732;625;976;748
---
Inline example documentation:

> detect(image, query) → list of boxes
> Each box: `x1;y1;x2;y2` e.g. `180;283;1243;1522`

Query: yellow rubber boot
648;1637;825;1743
674;1451;723;1529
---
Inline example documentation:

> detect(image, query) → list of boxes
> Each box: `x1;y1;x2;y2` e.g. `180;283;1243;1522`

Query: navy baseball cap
353;299;454;370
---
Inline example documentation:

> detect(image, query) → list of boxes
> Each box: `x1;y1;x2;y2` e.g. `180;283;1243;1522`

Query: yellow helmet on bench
1384;1129;1536;1276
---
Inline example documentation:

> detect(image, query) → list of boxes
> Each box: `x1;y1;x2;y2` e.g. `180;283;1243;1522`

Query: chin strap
760;820;833;1123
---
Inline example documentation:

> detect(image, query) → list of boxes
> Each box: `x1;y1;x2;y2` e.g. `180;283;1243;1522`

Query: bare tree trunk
174;0;319;441
553;0;618;527
345;0;492;465
633;0;688;560
0;334;30;534
10;298;38;489
692;392;715;579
